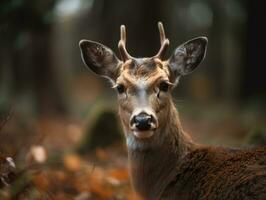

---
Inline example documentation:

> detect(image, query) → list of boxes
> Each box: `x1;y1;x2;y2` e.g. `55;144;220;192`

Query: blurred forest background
0;0;266;199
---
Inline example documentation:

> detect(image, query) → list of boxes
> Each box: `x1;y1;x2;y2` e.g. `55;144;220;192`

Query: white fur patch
133;131;154;139
126;134;148;150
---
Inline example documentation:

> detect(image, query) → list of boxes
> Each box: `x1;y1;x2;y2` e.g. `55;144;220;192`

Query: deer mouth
133;130;154;139
130;120;157;139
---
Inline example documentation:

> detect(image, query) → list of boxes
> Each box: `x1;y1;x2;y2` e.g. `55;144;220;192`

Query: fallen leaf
32;172;50;192
95;148;108;161
107;168;129;182
63;153;82;172
27;145;47;164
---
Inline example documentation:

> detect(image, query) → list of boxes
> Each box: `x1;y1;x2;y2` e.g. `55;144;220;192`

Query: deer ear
79;40;121;81
168;37;207;81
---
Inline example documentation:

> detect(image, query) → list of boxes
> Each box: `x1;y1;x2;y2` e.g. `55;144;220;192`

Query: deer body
79;22;266;200
162;146;266;200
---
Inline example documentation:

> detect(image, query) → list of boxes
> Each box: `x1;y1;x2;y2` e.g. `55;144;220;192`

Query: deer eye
159;82;169;92
116;84;125;94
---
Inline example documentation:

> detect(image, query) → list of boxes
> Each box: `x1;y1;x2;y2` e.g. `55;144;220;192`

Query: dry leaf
107;168;129;182
63;153;82;172
95;148;108;161
32;172;50;192
27;145;47;164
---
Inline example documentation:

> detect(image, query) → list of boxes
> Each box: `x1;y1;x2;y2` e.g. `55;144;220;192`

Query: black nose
133;113;153;131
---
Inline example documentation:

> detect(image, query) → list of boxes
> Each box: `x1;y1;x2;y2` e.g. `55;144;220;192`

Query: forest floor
0;101;265;200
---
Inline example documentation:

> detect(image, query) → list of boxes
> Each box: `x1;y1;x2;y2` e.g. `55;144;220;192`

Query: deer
79;22;266;200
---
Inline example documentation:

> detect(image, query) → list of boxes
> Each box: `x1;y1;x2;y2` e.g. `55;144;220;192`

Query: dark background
0;0;265;116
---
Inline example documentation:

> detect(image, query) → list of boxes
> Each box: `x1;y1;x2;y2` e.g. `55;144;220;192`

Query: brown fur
163;146;266;200
118;60;266;200
125;99;266;200
79;25;266;200
116;61;266;199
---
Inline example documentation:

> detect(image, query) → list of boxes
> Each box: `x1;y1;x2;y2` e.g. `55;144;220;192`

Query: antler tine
158;22;166;44
118;25;131;62
155;22;170;59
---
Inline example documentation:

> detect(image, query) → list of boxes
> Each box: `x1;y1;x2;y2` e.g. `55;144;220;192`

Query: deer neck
121;101;196;200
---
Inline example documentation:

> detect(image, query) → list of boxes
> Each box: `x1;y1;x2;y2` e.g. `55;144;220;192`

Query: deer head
79;22;207;146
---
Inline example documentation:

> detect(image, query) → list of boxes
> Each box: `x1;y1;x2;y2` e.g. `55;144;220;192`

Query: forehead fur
117;58;170;85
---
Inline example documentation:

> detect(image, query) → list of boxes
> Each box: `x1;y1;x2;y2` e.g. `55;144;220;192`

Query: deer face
79;22;207;140
114;57;172;139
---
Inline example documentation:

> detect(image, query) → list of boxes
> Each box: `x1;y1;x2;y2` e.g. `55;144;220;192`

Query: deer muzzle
130;109;158;139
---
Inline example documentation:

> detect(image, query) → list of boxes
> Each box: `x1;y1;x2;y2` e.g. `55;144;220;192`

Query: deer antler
155;22;169;59
118;25;132;61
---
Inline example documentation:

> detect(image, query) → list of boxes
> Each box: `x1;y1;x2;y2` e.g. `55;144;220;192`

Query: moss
244;127;266;147
77;105;123;154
